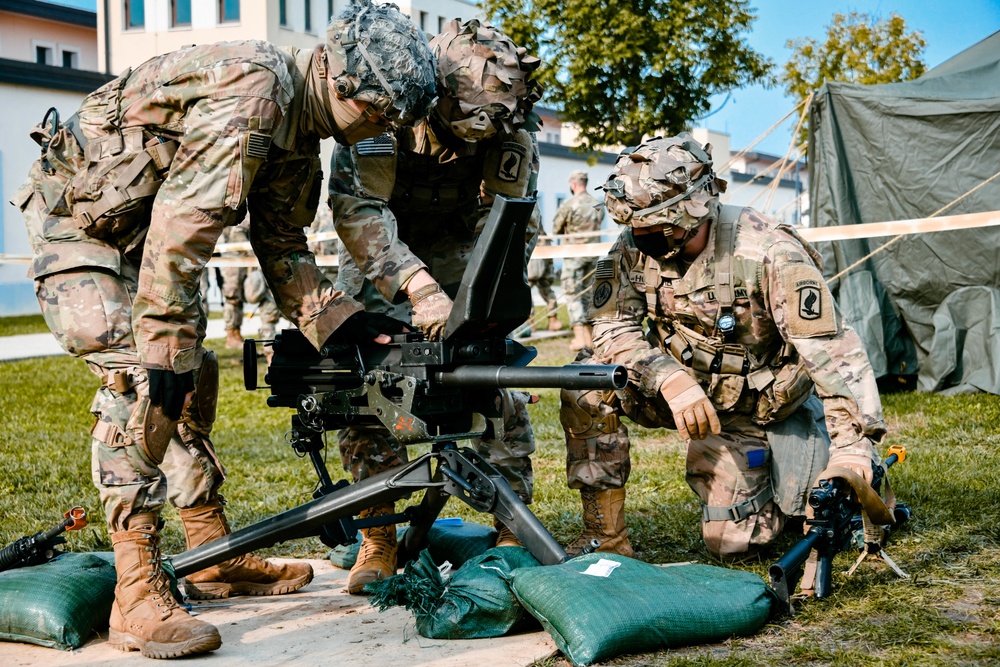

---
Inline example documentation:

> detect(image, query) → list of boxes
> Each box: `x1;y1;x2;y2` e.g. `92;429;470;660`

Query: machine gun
0;507;87;573
169;196;626;579
768;445;911;612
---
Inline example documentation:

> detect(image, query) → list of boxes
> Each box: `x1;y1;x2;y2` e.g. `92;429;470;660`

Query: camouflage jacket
32;41;359;372
328;121;540;301
589;206;886;456
552;191;602;243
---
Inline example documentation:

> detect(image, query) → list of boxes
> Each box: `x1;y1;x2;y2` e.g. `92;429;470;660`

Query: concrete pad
0;559;558;666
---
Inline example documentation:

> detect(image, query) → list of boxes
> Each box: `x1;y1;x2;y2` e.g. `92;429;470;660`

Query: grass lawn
2;335;1000;665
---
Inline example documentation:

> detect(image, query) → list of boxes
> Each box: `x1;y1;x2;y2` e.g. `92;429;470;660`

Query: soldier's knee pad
184;350;219;435
560;387;620;438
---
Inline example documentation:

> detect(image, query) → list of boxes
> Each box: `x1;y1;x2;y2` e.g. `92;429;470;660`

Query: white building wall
1;84;93;315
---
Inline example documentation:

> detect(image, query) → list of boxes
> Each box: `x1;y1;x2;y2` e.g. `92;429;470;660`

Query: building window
545;131;560;144
438;16;445;32
171;0;192;27
35;45;54;65
219;0;239;23
124;0;144;29
279;0;287;26
61;49;80;68
304;0;312;33
419;11;427;31
328;0;334;21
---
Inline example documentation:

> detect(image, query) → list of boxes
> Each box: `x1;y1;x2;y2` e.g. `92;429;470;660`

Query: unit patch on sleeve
496;142;527;182
778;263;838;337
593;281;613;308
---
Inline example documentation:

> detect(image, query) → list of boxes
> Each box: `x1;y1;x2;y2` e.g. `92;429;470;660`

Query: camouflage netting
601;133;727;230
430;18;543;137
326;0;437;126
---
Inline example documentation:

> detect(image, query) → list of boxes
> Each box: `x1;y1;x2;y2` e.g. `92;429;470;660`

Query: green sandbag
328;519;497;570
0;552;117;650
368;547;541;639
510;554;777;666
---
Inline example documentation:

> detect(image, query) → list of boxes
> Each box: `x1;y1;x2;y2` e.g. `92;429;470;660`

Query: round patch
593;281;613;308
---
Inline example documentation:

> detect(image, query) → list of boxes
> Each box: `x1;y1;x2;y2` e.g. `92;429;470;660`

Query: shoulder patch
595;258;617;280
246;132;272;159
593;281;613;308
778;263;838;338
354;134;395;156
497;141;527;183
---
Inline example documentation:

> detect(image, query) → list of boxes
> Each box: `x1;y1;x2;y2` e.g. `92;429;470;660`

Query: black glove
326;311;411;346
147;369;195;421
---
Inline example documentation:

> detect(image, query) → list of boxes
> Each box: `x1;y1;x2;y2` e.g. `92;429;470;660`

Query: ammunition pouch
667;322;813;425
70;127;178;241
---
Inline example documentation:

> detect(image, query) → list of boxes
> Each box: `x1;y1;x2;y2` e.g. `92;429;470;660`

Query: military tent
808;30;1000;394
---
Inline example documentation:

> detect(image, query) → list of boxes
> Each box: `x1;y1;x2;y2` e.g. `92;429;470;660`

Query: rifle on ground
169;196;626;578
769;445;911;612
0;507;88;573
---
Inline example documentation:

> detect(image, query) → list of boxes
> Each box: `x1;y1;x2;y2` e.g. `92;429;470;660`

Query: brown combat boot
566;487;634;557
547;315;564;332
569;324;593;351
109;515;222;659
494;517;523;548
225;328;243;349
178;501;313;600
347;503;398;595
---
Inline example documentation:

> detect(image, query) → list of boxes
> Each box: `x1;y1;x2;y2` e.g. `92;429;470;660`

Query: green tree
782;12;926;148
481;0;773;152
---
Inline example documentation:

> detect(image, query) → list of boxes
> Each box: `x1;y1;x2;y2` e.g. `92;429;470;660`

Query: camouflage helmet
325;0;437;127
429;19;543;141
601;133;727;230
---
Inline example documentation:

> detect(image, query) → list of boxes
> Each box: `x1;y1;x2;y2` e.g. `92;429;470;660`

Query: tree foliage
481;0;773;152
782;12;926;148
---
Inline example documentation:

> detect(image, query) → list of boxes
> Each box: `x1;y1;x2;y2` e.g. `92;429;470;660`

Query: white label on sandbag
581;559;621;577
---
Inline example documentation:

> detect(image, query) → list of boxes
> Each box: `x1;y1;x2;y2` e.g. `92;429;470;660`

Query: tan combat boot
225;328;243;349
569;324;593;351
347;503;398;595
566;487;634;557
109;515;222;659
547;315;564;332
494;517;523;548
178;501;313;599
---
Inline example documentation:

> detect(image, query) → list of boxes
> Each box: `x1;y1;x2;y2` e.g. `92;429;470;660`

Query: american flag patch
595;258;617;279
354;134;395;156
246;132;271;159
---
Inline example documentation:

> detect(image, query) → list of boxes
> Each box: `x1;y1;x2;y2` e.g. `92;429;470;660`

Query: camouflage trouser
222;266;247;331
560;354;789;559
561;257;597;326
34;266;224;532
527;258;559;317
338;389;536;503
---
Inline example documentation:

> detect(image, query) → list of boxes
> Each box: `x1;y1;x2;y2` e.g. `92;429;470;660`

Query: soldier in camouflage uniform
13;1;436;658
553;170;604;351
520;229;563;337
328;18;544;594
560;134;886;561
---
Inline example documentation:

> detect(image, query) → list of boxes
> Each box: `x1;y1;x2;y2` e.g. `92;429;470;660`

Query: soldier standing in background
15;1;436;658
219;219;281;350
553;170;603;351
329;18;544;595
522;229;564;336
560;134;885;562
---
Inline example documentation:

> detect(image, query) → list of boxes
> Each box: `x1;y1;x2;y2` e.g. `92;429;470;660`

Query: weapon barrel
0;536;32;573
435;364;627;390
769;526;823;587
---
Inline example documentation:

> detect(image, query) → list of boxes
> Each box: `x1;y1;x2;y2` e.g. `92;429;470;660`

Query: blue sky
42;0;1000;156
707;0;1000;155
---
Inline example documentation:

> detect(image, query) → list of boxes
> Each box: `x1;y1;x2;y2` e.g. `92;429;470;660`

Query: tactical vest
62;69;181;244
642;205;813;425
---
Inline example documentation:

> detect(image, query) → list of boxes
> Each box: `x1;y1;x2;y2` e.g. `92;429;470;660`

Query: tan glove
660;370;721;441
410;283;453;341
828;448;876;484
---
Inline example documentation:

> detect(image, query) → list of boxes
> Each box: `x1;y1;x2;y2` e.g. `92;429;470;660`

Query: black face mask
629;228;677;258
